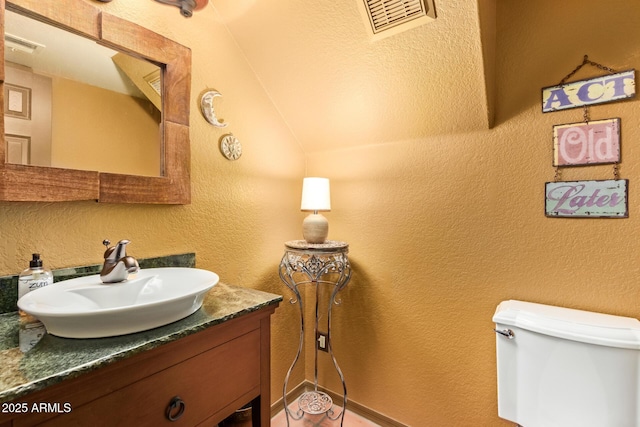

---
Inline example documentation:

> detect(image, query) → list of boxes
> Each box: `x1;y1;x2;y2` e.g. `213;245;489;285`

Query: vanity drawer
38;329;260;427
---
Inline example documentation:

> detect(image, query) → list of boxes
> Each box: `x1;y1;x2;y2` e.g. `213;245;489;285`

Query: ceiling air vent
358;0;436;40
5;33;45;54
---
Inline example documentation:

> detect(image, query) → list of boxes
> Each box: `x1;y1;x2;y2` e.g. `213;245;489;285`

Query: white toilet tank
493;300;640;427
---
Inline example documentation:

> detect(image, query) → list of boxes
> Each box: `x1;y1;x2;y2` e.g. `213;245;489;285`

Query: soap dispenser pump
18;253;53;316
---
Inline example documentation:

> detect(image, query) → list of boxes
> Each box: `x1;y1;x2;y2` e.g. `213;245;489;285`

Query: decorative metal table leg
325;264;351;424
279;256;306;426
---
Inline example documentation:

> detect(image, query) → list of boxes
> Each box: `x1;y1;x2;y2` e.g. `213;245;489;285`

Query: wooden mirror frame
0;0;191;204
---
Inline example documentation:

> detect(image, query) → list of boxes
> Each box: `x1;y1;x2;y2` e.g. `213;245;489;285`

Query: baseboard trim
271;380;408;427
271;381;307;417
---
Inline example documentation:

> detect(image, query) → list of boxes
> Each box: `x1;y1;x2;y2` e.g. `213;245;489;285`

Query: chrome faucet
100;239;140;283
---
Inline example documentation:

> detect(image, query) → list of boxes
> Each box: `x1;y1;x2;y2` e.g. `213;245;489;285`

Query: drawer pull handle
166;396;186;421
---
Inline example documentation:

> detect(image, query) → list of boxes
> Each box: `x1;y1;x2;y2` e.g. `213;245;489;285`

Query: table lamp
301;177;331;244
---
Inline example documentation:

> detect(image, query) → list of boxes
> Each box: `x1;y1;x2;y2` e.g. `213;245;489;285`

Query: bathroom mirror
5;9;162;176
0;0;191;203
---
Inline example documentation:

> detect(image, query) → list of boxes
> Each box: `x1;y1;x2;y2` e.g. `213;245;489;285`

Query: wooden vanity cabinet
0;304;278;427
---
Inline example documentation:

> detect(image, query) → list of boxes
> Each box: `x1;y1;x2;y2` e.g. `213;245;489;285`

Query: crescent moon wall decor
200;90;228;127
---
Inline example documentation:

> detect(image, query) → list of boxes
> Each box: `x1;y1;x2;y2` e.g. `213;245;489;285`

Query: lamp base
302;213;328;244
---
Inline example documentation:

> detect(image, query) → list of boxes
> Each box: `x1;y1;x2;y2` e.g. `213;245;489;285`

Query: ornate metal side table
278;240;352;426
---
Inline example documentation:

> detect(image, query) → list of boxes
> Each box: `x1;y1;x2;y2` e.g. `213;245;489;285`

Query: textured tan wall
307;1;640;425
0;1;305;402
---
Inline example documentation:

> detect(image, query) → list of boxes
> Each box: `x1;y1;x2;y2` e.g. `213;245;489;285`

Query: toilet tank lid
493;300;640;349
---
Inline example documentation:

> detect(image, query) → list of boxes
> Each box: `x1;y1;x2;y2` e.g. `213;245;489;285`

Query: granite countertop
0;282;282;404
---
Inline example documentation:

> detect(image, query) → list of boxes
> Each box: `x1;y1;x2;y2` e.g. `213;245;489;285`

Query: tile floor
271;405;381;427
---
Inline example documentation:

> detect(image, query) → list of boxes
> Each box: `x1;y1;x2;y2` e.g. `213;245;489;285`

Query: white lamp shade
300;177;331;211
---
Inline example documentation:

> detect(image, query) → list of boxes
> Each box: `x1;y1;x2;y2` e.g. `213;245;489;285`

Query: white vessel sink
17;267;220;339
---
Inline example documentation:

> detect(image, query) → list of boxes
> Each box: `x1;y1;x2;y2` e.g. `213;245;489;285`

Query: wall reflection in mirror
4;10;162;177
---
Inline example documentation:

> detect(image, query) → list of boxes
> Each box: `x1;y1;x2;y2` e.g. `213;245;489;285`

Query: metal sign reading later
545;179;628;218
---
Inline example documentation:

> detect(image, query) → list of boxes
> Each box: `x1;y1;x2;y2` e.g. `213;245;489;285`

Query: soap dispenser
18;253;53;316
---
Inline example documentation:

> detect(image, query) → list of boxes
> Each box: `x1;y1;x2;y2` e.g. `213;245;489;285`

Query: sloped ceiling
213;0;496;153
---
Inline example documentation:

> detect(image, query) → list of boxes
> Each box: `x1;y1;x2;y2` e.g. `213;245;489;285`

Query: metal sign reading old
553;118;620;166
545;179;628;218
542;70;636;113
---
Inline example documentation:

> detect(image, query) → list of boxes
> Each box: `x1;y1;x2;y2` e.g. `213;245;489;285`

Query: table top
284;240;349;252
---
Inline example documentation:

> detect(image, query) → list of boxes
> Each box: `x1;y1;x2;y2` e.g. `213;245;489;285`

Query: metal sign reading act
542;70;635;113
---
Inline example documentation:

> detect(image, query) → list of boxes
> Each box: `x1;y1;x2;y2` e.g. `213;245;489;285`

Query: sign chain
558;55;617;86
582;105;590;123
